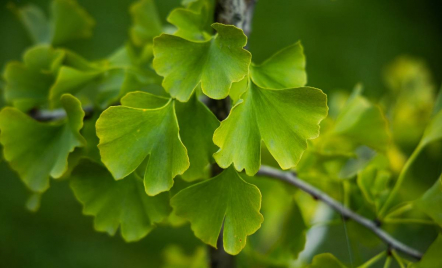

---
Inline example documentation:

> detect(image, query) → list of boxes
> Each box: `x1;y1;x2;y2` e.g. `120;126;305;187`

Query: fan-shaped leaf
96;92;189;196
214;82;328;175
167;0;213;41
170;166;263;255
3;46;64;111
153;23;251;101
129;0;162;46
50;0;95;45
70;160;171;242
250;42;306;89
0;94;85;192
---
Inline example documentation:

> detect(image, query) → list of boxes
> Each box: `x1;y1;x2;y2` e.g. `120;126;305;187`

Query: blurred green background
1;0;441;267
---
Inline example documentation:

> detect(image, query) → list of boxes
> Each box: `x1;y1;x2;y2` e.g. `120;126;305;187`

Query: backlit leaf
214;82;328;175
3;45;64;111
414;176;442;227
70;160;171;242
153;23;251;101
50;0;95;45
129;0;162;46
167;0;213;41
96;92;189;196
9;3;51;44
0;94;85;192
170;166;263;255
332;90;390;152
250;41;306;89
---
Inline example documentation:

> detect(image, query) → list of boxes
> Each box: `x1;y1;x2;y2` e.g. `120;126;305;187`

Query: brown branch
257;165;424;260
208;0;258;267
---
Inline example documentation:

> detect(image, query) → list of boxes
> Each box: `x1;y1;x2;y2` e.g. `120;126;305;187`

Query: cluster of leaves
0;0;441;267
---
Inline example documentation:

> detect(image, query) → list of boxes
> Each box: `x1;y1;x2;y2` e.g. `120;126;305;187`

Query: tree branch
257;165;424;260
29;106;94;122
208;0;258;267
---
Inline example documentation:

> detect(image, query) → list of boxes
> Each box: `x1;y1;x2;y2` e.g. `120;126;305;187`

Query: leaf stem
383;256;392;268
378;144;423;218
391;250;406;268
358;251;386;268
257;165;424;260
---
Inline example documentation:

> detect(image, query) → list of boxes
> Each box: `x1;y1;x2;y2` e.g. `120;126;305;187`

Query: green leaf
10;0;94;45
380;109;442;217
307;253;347;268
419;109;442;148
357;163;391;211
3;45;64;111
414;176;442;227
167;0;213;41
332;90;390;152
49;67;102;104
411;234;442;268
214;82;328;176
170;166;263;255
129;0;162;46
162;246;208;268
8;3;51;44
70;160;171;242
96;92;189;196
245;175;307;265
175;94;219;180
250;42;306;89
0;94;85;192
50;0;95;45
153;23;251;101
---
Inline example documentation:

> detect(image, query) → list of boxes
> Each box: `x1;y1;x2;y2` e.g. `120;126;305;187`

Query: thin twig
29;106;94;121
257;165;424;260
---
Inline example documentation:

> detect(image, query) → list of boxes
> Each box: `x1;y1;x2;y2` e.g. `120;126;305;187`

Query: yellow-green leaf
171;166;263;255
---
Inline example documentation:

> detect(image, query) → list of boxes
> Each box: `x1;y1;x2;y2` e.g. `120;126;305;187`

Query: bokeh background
1;0;441;267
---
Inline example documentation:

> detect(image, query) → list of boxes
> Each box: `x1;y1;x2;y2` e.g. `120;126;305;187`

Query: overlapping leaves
153;23;251;101
70;160;171;241
0;94;85;192
11;0;95;45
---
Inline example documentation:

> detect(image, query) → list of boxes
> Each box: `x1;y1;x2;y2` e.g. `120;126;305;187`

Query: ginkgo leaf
9;3;51;44
411;234;442;268
129;0;162;46
13;0;95;45
250;41;306;89
380;109;442;216
96;92;189;196
176;94;219;180
307;253;347;268
357;163;391;211
332;89;390;152
214;82;328;176
0;94;85;192
3;45;64;111
50;0;95;45
70;160;171;242
245;175;307;265
229;42;306;103
170;166;263;255
49;67;102;104
414;176;442;227
167;0;213;41
153;23;251;102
